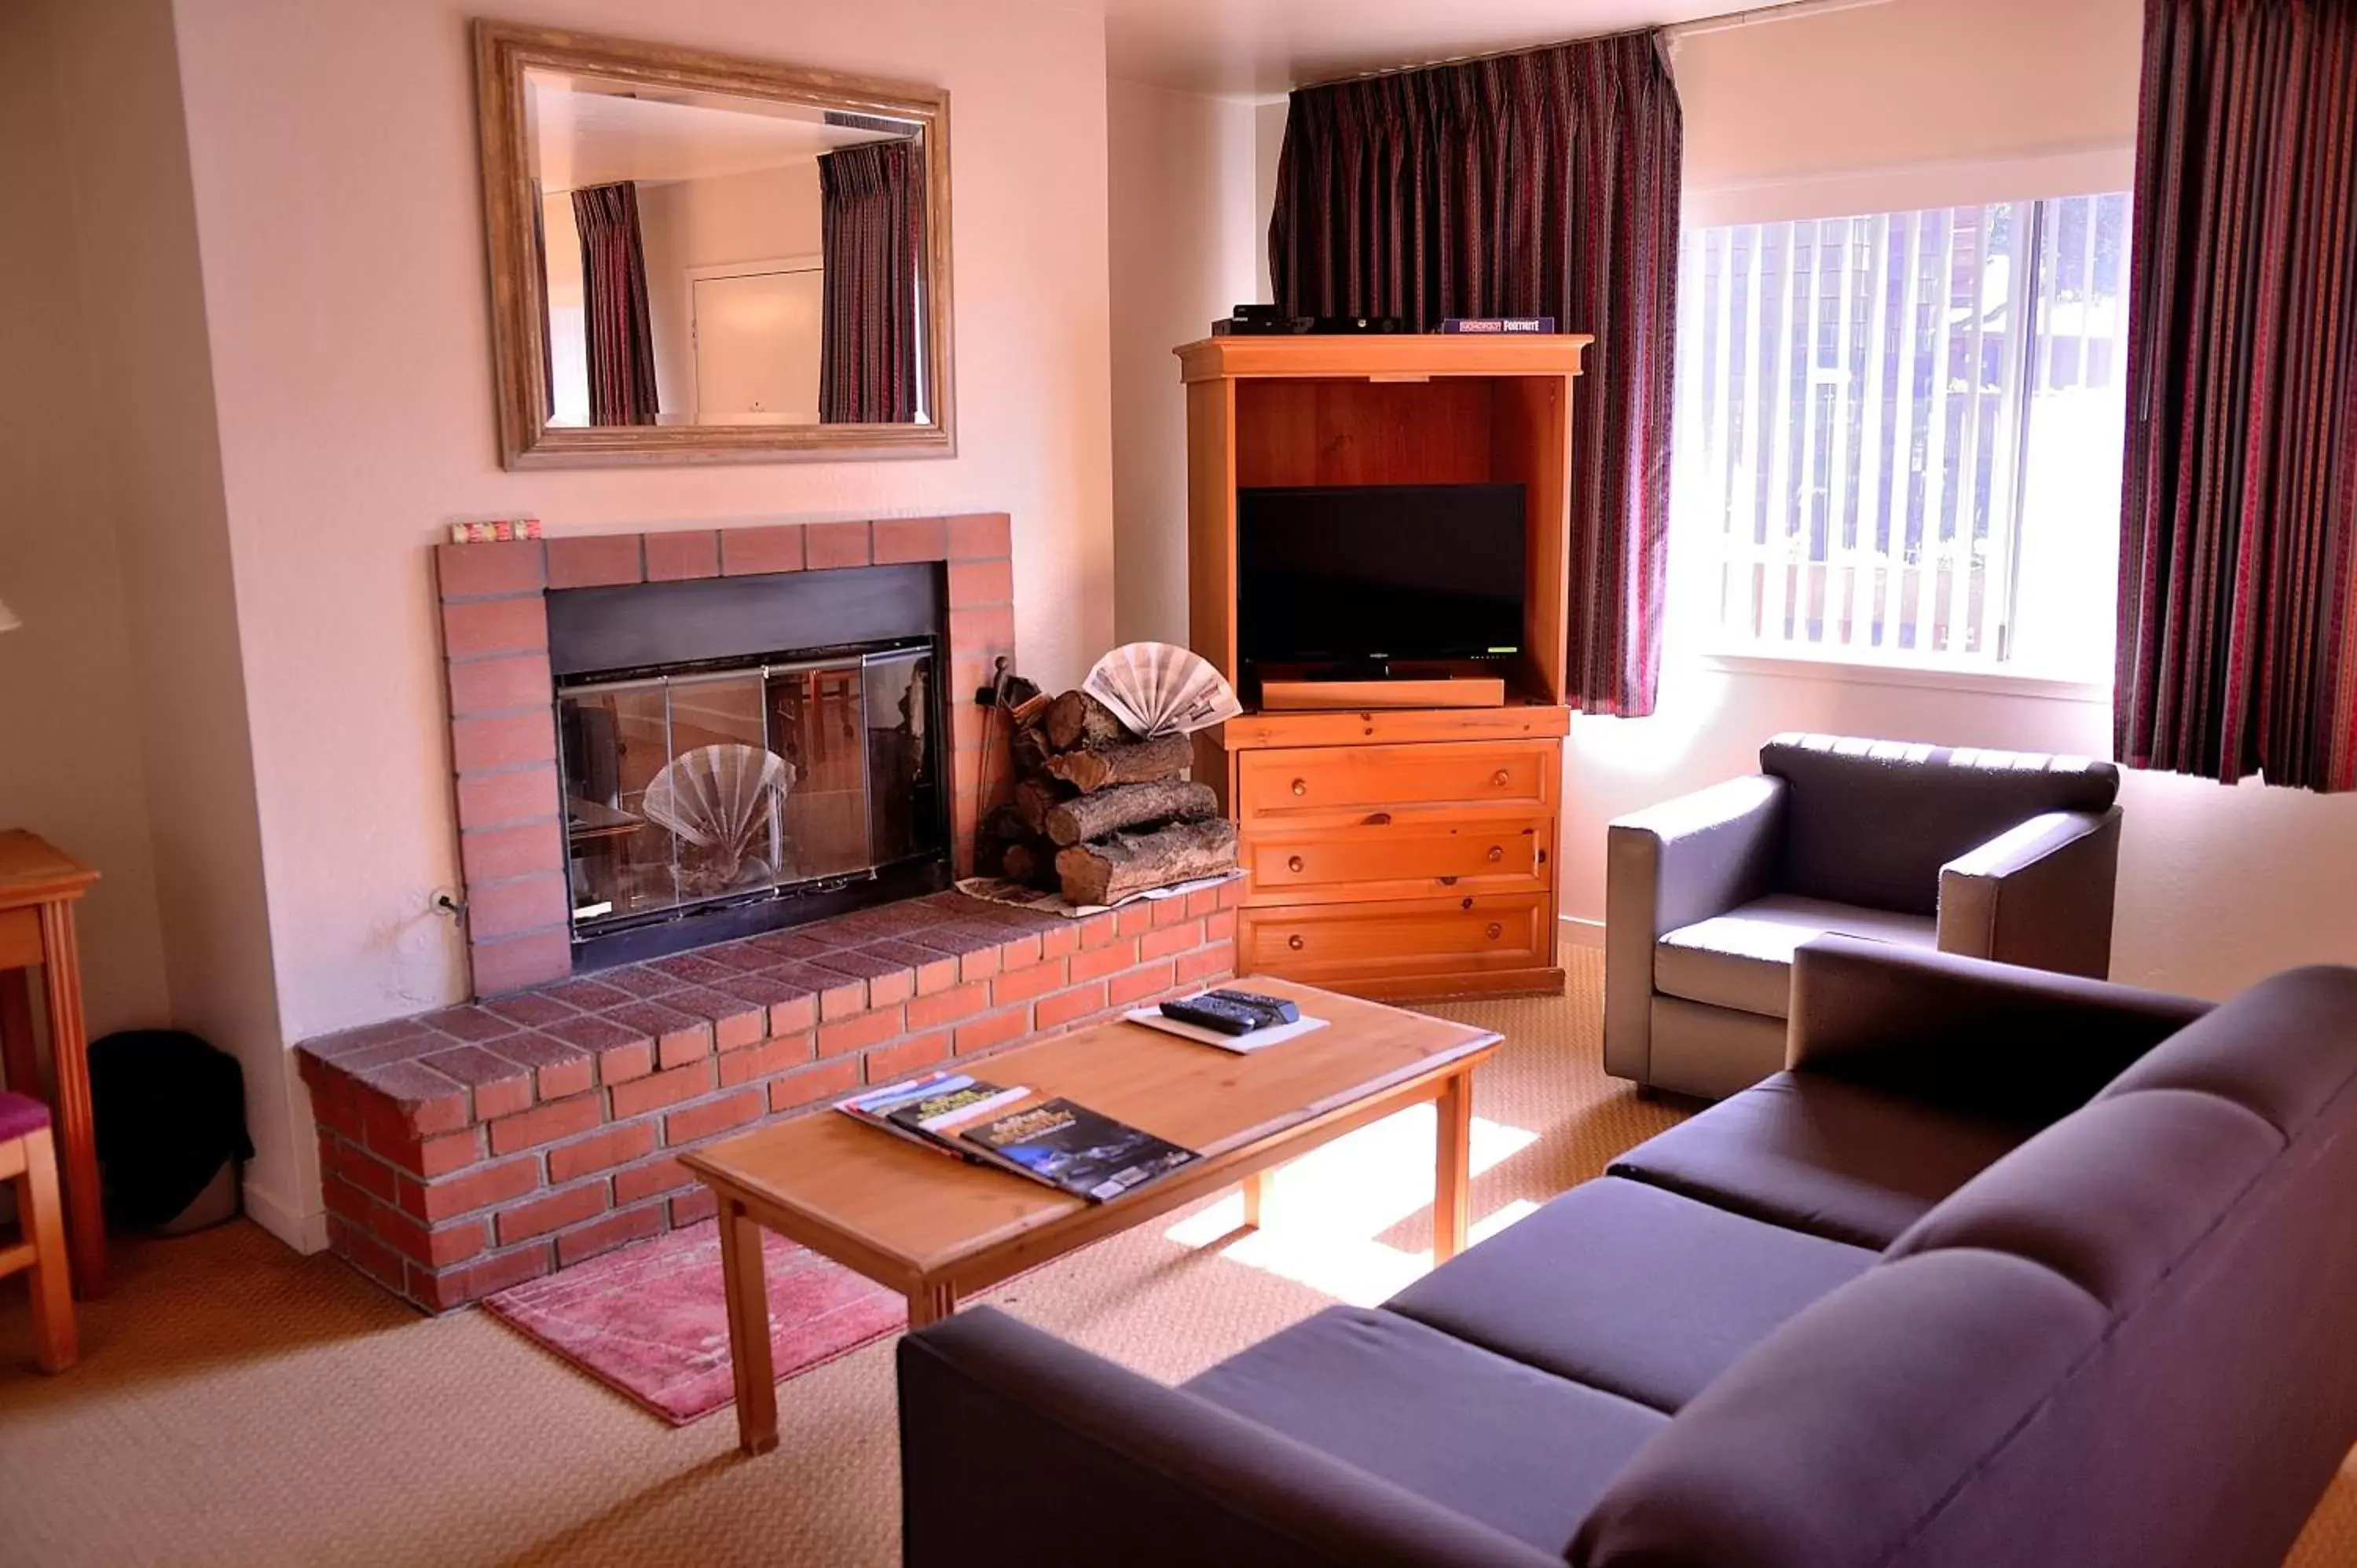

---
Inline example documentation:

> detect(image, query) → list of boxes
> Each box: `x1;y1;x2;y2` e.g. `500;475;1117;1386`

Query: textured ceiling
1102;0;1731;95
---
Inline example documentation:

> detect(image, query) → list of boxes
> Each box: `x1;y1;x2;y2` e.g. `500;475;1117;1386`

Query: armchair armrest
1787;935;2212;1126
1937;806;2122;976
1605;775;1787;1083
899;1308;1560;1568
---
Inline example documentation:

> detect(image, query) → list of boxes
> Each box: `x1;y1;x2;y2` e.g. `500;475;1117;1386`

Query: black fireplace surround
547;563;951;970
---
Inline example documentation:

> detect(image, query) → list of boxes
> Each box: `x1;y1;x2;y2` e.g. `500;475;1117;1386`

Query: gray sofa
899;938;2357;1567
1604;732;2123;1099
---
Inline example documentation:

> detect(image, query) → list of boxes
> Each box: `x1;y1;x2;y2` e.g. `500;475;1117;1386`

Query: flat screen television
1237;483;1526;669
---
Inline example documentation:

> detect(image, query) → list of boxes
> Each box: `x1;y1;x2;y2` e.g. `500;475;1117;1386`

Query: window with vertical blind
1671;192;2130;676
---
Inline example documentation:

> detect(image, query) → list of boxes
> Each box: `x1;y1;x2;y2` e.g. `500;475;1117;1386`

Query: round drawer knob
1292;778;1308;797
1490;768;1510;786
1485;921;1503;940
1287;855;1305;874
1288;934;1305;951
1486;844;1505;863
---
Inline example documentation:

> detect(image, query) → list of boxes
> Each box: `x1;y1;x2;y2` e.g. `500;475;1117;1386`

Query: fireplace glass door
556;644;940;936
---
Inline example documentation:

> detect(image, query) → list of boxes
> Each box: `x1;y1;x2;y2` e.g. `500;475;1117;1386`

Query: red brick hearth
297;885;1242;1311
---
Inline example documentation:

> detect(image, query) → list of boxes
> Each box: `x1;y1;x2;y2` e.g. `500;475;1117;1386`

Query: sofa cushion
1609;1072;2033;1248
1656;894;1937;1018
2096;965;2357;1140
1884;1087;2281;1310
1760;734;2119;917
1567;1250;2109;1568
1384;1178;1876;1412
1185;1306;1668;1554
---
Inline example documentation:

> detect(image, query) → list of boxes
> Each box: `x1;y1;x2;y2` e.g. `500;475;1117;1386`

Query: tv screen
1237;484;1526;667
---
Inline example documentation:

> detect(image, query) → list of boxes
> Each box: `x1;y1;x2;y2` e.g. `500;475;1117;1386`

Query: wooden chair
0;1090;75;1371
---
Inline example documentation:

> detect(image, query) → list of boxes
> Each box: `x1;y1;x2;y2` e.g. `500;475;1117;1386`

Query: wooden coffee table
680;977;1501;1455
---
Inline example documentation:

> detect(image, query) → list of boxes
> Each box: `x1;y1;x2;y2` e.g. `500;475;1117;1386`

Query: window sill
1696;648;2111;705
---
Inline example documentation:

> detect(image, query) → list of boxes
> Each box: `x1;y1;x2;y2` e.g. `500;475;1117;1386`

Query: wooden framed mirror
473;20;955;467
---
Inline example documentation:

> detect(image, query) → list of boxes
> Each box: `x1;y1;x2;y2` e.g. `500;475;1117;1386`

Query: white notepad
1123;1008;1329;1054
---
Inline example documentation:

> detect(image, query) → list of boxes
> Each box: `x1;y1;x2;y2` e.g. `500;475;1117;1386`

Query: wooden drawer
1241;893;1549;986
1245;816;1551;905
1237;741;1555;825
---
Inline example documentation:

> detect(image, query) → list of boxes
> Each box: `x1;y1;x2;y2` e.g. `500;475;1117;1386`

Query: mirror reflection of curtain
816;141;922;423
571;181;659;426
530;177;553;412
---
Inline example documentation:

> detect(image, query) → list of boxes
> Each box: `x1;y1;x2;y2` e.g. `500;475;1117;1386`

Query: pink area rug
482;1221;907;1424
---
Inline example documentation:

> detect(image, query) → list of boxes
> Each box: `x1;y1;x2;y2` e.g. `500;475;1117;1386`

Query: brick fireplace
294;514;1242;1311
431;513;1019;995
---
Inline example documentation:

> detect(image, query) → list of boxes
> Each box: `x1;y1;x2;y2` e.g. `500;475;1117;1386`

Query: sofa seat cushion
1185;1305;1668;1553
1384;1178;1877;1412
1657;895;1937;1018
1609;1072;2033;1248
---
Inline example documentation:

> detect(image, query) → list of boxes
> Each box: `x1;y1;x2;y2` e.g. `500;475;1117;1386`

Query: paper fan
1082;642;1241;738
642;743;790;893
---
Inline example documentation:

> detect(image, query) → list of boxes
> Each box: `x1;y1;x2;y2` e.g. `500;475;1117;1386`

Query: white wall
1673;0;2145;198
38;0;296;1235
1106;79;1259;646
0;0;174;1046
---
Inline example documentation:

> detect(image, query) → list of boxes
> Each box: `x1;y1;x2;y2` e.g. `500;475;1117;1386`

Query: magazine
835;1073;1026;1161
885;1081;1032;1135
959;1098;1199;1203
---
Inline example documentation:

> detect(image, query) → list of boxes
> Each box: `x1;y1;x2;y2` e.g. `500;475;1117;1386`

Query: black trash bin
88;1031;255;1234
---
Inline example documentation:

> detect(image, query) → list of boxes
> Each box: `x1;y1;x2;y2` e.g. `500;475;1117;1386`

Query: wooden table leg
907;1280;958;1329
717;1197;779;1456
0;968;37;1099
19;1126;79;1372
1241;1169;1271;1229
1432;1068;1472;1264
39;903;106;1298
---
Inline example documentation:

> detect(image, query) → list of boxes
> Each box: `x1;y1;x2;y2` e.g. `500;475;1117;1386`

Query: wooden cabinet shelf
1177;335;1589;1000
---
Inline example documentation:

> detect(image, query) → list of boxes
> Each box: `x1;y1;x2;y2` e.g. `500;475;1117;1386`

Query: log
1010;723;1053;778
1013;776;1071;834
1043;779;1219;848
1044;690;1131;753
1043;733;1192;793
999;839;1060;890
1056;818;1238;907
977;804;1028;874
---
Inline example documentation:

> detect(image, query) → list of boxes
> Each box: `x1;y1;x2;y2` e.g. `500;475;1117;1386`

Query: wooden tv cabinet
1176;334;1591;1000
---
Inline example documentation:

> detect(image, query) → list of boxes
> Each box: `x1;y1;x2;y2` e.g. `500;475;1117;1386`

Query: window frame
1667;152;2135;691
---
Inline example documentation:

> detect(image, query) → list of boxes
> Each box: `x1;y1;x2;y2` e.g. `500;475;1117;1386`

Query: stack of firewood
986;688;1238;907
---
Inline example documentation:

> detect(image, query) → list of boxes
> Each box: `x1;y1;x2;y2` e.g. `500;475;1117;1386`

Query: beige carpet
0;951;2350;1566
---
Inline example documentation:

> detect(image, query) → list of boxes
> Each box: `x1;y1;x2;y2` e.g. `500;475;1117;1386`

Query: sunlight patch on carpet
1163;1108;1540;1306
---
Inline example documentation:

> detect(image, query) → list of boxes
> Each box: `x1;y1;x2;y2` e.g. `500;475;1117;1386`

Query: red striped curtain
2117;0;2357;789
818;141;922;423
1270;33;1683;716
570;182;658;427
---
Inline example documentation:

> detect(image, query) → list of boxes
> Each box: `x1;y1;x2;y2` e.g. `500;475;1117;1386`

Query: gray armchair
1604;733;2122;1100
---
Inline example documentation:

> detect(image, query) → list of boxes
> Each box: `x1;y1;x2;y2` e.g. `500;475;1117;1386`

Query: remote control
1160;995;1267;1036
1208;988;1300;1027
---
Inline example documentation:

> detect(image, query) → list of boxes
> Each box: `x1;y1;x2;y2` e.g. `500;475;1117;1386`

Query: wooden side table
0;831;104;1298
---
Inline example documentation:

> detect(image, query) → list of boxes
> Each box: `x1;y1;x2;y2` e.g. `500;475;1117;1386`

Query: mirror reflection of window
522;68;927;431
